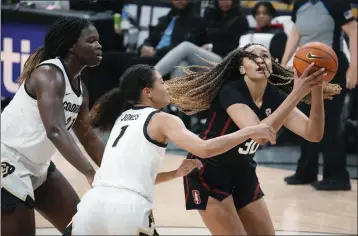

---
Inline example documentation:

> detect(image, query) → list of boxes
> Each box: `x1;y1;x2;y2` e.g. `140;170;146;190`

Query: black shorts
1;161;57;212
184;158;264;210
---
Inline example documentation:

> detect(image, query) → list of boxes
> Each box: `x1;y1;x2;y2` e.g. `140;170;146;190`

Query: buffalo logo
1;162;15;178
192;190;201;204
306;52;328;60
149;211;156;227
137;211;157;236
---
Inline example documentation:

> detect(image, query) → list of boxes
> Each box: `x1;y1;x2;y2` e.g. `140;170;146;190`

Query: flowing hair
165;43;341;115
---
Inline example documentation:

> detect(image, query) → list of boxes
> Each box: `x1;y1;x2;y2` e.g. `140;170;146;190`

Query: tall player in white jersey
65;64;277;235
1;17;105;236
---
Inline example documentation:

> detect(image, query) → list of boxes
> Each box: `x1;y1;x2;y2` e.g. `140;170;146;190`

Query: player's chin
250;74;267;81
162;99;171;108
87;57;102;67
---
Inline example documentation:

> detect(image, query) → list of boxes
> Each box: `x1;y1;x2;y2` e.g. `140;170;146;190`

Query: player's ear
68;46;75;53
239;65;245;75
143;87;152;99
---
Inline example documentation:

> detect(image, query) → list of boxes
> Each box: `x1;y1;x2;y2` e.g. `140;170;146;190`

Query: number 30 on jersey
238;139;259;155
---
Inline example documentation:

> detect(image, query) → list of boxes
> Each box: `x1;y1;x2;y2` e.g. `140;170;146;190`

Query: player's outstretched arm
155;159;202;185
155;113;275;158
72;83;105;167
32;66;95;183
226;64;326;143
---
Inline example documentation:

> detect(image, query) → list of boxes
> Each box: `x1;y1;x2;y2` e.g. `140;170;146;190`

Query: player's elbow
307;135;323;143
46;125;62;141
196;143;214;159
306;132;323;143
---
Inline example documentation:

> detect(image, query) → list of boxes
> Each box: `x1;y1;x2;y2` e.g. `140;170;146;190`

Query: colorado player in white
65;64;276;235
1;17;105;236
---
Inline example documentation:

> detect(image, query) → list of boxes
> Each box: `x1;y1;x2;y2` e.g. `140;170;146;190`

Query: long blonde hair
165;43;341;115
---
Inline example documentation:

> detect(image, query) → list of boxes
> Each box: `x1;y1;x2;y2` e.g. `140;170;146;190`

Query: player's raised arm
226;64;327;143
31;66;95;182
155;112;275;158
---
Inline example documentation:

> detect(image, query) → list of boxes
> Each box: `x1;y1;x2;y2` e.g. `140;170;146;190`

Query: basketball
293;42;338;82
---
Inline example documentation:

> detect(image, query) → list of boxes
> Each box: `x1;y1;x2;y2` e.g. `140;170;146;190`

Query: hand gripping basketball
292;63;327;98
293;42;338;83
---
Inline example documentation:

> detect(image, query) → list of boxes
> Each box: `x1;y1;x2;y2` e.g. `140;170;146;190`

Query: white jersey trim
142;109;167;148
23;59;82;101
23;62;66;101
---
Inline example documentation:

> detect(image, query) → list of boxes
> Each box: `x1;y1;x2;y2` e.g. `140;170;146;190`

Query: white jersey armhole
23;62;66;101
142;110;167;148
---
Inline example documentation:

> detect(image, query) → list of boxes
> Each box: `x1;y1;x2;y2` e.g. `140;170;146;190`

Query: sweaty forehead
246;45;269;54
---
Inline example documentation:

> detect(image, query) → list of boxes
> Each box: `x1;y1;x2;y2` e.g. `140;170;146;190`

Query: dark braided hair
18;17;93;84
166;43;342;115
90;64;155;132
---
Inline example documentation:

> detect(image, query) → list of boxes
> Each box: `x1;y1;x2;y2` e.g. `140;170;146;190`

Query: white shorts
71;186;156;235
1;142;52;203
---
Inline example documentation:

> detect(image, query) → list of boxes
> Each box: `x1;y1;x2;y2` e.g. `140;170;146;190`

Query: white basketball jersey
92;107;167;202
1;58;83;165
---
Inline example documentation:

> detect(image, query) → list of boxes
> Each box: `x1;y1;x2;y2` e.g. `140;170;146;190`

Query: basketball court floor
35;145;357;235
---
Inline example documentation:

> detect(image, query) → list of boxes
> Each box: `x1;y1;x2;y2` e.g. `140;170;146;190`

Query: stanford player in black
184;77;286;210
166;43;341;234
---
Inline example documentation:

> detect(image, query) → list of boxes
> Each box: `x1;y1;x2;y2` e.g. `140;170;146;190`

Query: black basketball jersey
193;79;287;166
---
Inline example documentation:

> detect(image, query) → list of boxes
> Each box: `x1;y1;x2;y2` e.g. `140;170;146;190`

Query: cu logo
192;190;201;204
1;161;15;178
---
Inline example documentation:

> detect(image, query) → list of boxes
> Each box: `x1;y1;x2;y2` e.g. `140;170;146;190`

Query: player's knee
178;41;195;51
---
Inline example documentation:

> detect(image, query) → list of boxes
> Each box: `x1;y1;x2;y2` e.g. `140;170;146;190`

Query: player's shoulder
30;64;65;87
35;58;64;74
150;111;186;131
33;64;62;75
152;110;180;122
33;59;65;79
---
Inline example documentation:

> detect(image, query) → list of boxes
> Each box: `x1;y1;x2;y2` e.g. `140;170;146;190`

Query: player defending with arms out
165;43;341;235
65;64;276;235
1;17;105;236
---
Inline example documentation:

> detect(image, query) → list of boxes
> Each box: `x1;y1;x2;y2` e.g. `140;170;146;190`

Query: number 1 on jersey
112;125;129;147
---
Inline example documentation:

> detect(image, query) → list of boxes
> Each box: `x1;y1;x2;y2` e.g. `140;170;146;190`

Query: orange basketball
293;42;338;82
